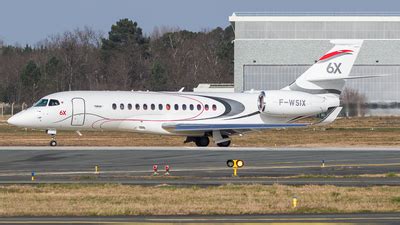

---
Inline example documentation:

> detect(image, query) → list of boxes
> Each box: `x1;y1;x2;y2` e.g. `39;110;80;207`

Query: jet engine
257;90;338;117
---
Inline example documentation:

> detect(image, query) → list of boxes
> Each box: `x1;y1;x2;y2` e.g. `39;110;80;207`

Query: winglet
314;107;343;126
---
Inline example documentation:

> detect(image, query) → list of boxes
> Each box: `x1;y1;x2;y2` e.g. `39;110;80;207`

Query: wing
162;106;343;133
162;123;309;132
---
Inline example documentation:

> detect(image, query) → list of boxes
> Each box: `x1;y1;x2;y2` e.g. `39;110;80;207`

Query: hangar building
229;12;400;115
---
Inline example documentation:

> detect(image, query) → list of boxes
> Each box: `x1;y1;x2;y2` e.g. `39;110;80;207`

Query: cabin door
71;98;86;126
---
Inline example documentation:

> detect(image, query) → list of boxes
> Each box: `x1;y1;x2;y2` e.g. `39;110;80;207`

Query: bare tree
0;20;234;104
340;87;368;117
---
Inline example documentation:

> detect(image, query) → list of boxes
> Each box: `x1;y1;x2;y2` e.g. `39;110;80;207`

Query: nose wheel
50;139;57;146
46;129;57;147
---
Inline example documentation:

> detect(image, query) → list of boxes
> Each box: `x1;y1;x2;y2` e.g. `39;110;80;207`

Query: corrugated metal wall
232;18;400;115
235;21;400;39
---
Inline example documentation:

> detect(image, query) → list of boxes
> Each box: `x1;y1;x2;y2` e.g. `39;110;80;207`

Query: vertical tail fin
284;40;363;95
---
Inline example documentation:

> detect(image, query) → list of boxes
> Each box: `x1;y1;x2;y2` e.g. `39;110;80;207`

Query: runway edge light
95;165;100;175
292;197;298;208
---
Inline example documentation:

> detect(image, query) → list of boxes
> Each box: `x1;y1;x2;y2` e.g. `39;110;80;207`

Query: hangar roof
230;12;400;22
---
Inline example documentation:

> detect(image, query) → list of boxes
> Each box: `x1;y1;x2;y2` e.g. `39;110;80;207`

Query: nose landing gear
46;129;57;147
50;139;57;146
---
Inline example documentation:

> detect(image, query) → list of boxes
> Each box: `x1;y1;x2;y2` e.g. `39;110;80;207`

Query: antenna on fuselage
178;87;185;92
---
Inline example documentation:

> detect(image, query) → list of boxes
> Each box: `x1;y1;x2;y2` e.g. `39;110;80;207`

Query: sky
0;0;399;45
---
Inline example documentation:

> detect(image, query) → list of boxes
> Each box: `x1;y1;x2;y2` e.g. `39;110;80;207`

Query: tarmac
1;213;400;224
1;146;400;224
0;146;400;185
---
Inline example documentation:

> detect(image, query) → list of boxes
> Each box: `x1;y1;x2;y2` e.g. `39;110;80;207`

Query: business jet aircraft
7;40;379;147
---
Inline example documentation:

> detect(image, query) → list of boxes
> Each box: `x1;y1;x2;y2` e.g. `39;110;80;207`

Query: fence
0;103;28;116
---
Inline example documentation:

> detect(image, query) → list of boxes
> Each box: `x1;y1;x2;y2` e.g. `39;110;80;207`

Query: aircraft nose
7;112;25;127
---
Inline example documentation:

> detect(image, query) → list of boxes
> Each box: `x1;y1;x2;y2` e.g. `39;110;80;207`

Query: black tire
217;140;231;147
195;137;210;147
217;135;231;147
50;140;57;147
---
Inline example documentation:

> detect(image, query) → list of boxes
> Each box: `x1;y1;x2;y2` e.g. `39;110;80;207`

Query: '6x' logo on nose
59;110;67;116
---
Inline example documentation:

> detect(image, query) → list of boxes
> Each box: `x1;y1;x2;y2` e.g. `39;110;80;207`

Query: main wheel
217;140;231;147
50;140;57;147
217;135;231;147
195;137;210;147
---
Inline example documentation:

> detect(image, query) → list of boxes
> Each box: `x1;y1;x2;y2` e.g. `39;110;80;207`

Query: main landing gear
213;131;231;147
184;136;210;147
46;129;57;146
195;137;210;147
185;131;232;147
216;136;231;147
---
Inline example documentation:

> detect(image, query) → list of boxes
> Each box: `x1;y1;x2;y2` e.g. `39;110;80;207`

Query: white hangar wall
230;13;400;115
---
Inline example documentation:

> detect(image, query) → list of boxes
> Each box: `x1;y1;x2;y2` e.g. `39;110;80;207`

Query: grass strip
0;184;400;216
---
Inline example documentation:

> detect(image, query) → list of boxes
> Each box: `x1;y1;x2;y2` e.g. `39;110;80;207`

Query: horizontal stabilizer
308;74;390;82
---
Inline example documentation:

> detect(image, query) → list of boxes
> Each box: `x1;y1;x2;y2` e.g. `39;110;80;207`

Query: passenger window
212;104;217;111
159;104;163;110
112;103;117;110
49;99;60;106
190;104;194;111
166;104;171;110
205;104;209;111
174;104;179;110
120;104;124;110
143;104;148;110
197;104;201;111
182;104;187;110
128;104;132;110
34;99;48;107
151;104;155;110
135;104;140;110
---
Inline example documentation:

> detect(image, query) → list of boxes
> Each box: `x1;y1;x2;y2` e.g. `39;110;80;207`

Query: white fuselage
8;90;338;136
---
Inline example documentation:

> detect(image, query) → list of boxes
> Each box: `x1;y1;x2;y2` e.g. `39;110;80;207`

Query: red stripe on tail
319;50;353;61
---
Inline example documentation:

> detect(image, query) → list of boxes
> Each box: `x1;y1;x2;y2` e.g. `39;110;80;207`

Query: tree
101;19;151;90
0;23;235;104
341;88;368;117
44;27;103;91
20;60;42;102
150;61;167;91
42;56;63;91
101;18;148;51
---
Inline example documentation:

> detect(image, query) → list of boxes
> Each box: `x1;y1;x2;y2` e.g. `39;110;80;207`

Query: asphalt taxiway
0;146;400;185
2;213;400;224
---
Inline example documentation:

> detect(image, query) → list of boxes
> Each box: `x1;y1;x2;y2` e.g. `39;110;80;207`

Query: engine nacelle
257;90;337;117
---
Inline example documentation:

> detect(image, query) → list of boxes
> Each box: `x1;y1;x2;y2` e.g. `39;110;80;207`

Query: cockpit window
49;99;60;106
34;99;48;107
